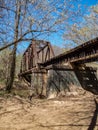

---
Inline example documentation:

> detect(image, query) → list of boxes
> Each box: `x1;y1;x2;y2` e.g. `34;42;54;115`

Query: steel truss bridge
18;37;98;95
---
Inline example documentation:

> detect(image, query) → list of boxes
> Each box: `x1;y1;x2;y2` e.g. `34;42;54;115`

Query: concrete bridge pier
45;65;80;98
29;64;80;99
26;64;98;99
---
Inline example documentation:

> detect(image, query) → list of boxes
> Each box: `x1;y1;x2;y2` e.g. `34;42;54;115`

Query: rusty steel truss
20;40;55;75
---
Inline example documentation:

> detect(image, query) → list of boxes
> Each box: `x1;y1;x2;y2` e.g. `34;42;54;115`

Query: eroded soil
0;90;98;130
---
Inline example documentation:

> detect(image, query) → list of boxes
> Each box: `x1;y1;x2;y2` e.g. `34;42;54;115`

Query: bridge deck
41;37;98;67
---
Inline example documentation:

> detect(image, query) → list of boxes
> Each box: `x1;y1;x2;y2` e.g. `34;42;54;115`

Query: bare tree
6;0;21;92
63;4;98;49
0;0;83;92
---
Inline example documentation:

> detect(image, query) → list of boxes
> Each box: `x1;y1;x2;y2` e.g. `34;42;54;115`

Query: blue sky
1;0;97;52
48;0;98;47
81;0;98;6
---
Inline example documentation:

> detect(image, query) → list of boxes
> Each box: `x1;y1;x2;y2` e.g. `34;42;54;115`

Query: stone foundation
30;66;98;98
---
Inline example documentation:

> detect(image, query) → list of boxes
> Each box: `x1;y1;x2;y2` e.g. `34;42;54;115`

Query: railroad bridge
19;37;98;97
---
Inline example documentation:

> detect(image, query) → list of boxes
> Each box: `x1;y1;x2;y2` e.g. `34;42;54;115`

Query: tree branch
0;29;56;51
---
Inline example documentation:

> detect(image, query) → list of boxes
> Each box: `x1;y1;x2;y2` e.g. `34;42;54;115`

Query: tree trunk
6;0;21;92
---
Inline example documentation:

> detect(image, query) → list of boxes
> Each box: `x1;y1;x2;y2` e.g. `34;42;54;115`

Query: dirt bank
0;90;98;130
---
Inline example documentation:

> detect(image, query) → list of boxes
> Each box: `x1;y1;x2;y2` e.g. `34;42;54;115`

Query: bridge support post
41;73;47;96
30;73;36;97
30;71;47;97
